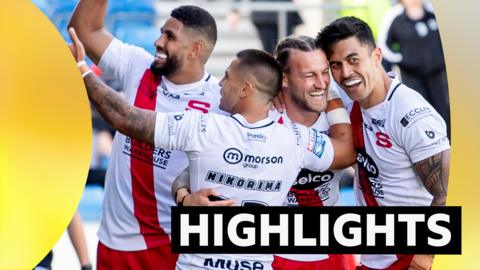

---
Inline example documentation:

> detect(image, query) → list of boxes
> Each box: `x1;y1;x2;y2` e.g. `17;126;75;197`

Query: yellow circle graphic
0;1;92;269
432;0;479;269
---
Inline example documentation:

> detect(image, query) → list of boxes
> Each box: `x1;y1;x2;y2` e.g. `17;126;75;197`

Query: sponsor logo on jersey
205;171;282;192
203;258;265;270
159;83;181;99
246;132;267;142
356;150;379;178
200;114;208;133
292;124;301;146
401;107;432;127
307;129;326;158
223;148;283;169
364;178;385;199
173;113;184;121
430;136;449;146
364;122;373;131
123;137;171;169
425;130;435;139
371;118;386;127
292;169;334;190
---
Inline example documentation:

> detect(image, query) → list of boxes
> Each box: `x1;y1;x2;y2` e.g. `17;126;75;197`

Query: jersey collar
231;114;274;129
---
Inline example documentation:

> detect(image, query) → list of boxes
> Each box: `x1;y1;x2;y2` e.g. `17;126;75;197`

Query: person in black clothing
229;0;303;54
378;0;450;137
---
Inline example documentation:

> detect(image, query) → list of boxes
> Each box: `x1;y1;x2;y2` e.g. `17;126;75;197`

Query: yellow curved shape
432;0;480;268
0;1;92;269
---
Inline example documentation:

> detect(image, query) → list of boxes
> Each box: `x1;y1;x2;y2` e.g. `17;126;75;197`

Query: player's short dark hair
274;35;317;73
171;6;217;54
316;16;376;57
236;49;282;100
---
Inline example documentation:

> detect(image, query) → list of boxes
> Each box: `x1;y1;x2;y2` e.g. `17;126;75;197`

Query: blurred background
31;0;446;269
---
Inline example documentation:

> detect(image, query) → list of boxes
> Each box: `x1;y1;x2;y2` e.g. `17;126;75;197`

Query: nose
314;74;328;90
340;64;353;79
154;33;166;49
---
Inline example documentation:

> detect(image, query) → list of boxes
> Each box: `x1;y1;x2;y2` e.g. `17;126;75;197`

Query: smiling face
328;36;383;107
283;49;330;113
151;18;193;76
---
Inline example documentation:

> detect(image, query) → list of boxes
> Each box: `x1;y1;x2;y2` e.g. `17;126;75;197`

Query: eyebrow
161;28;176;37
346;53;359;58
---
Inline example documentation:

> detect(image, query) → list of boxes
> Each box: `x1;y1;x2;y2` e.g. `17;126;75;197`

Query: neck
166;63;205;85
234;102;270;124
360;71;392;109
285;101;319;127
405;5;425;20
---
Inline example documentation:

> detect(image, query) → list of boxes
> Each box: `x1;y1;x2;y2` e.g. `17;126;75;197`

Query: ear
240;81;254;98
282;72;289;89
189;40;205;60
372;47;383;67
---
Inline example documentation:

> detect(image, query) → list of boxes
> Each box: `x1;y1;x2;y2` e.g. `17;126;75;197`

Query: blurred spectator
378;0;450;137
229;0;303;54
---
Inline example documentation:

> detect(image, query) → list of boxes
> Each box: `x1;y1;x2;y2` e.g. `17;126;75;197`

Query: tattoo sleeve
83;73;156;145
414;150;450;206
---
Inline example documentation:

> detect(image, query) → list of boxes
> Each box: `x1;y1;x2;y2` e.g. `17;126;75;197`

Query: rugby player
270;35;355;270
316;16;450;270
68;26;355;270
69;2;229;269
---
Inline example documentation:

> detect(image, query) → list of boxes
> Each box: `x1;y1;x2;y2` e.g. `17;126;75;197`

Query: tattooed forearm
414;150;450;206
83;73;156;145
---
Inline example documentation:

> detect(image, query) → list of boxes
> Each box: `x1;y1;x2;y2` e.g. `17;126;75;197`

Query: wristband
177;192;191;207
81;70;93;78
326;108;351;125
77;60;87;67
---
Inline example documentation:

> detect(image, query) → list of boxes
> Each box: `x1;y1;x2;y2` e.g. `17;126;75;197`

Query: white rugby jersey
154;111;335;270
97;38;223;251
346;73;450;269
270;112;344;262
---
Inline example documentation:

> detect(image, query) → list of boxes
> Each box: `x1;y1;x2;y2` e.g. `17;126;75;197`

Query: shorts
97;241;178;270
273;254;356;270
357;255;414;270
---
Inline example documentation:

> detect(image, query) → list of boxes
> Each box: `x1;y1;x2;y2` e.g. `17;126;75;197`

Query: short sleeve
154;110;207;152
295;124;334;172
397;106;450;163
98;38;153;94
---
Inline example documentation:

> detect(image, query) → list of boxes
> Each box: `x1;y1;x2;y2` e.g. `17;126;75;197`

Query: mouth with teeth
155;51;168;63
308;90;325;99
343;78;362;91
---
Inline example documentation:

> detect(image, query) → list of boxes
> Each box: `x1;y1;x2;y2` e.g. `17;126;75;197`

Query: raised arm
414;150;450;206
68;0;113;64
69;28;155;145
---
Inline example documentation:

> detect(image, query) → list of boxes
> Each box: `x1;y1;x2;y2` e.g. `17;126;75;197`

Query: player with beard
316;17;450;270
169;36;356;269
69;25;356;270
69;2;230;270
271;35;355;270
